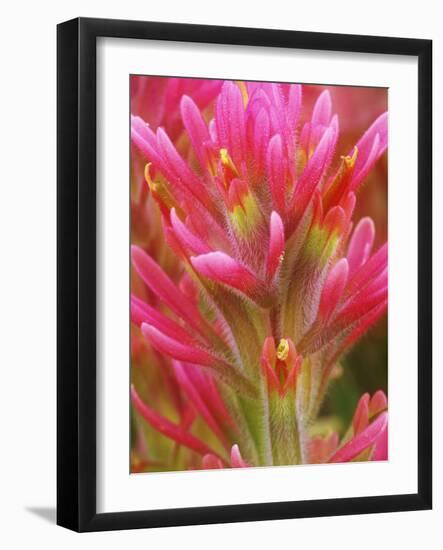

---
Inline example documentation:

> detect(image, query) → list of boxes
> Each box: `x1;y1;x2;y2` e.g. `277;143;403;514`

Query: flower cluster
130;78;388;471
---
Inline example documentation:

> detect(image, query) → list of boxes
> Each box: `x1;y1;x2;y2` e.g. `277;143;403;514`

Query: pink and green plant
130;79;388;471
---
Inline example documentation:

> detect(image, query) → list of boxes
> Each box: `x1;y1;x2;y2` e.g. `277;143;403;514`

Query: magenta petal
329;412;388;463
131;245;204;334
343;192;356;219
215;81;246;169
312;90;332;126
369;390;388;417
352;393;370;435
287;84;302;133
262;84;285;132
347;217;375;276
230;444;249;468
156;127;209;199
131;294;198;344
292;125;334;216
202;454;224;469
351;133;380;191
356;111;388;159
183;365;237;431
131;385;221;458
155;127;218;218
337;282;387;330
170;208;211;255
141;323;216;367
191;251;259;294
180;95;212;172
326;114;339;164
131;114;153;145
173;361;229;447
131;295;151;327
318;258;349;322
346;243;388;298
334;298;388;360
267;211;285;280
372;424;388;461
252;108;270;176
131;115;166;172
266;134;287;213
132;115;214;213
351;112;388;190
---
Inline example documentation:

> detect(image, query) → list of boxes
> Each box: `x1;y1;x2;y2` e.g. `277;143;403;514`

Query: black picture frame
57;17;432;532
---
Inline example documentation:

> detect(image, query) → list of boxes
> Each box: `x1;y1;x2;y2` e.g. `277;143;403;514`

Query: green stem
268;393;300;465
270;304;283;341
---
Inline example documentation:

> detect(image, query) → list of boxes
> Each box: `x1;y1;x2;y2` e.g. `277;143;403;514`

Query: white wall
0;1;440;548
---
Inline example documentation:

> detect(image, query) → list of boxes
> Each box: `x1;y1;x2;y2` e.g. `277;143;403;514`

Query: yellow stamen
236;81;249;107
144;163;155;190
220;148;238;178
220;148;234;167
220;148;229;164
144;163;179;213
341;146;358;169
276;338;290;361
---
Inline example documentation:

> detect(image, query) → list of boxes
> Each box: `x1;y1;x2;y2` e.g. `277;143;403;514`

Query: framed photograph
57;17;432;532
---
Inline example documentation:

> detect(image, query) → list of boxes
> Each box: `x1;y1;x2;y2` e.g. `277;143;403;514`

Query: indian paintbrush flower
130;80;388;470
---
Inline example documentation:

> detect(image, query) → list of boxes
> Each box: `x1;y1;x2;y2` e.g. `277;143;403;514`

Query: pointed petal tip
312;89;332;126
270;210;284;227
318;258;349;322
180;93;192;108
230;444;249;468
191;252;259;294
330;411;388;463
141;322;216;367
132;384;222;458
267;211;285;279
131;244;144;265
347;216;376;273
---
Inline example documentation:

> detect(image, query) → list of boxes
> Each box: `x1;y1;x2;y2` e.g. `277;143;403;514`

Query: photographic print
130;77;388;474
